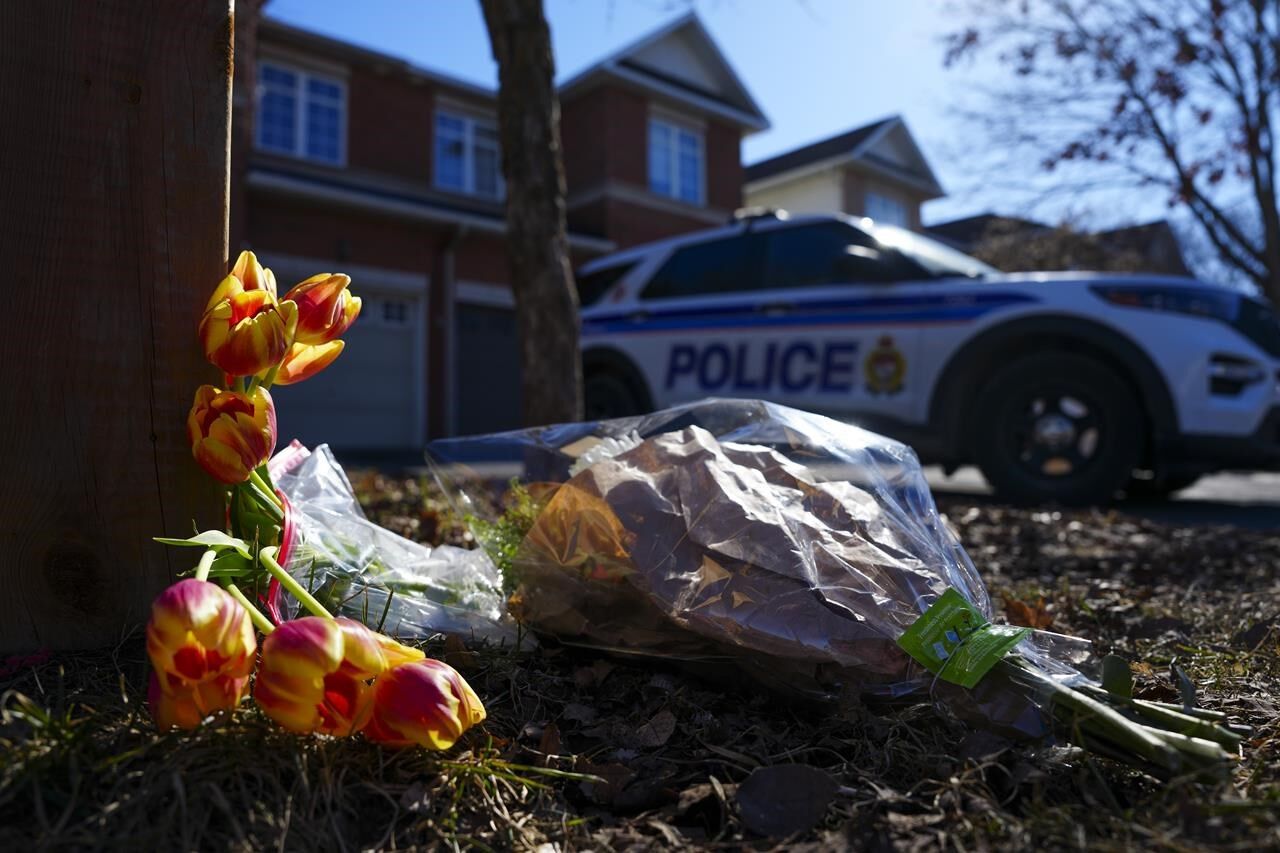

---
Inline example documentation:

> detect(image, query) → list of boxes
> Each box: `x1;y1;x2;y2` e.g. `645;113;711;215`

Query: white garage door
260;255;427;453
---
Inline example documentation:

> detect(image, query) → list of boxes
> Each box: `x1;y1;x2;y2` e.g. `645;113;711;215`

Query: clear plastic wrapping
428;399;1094;740
273;444;519;645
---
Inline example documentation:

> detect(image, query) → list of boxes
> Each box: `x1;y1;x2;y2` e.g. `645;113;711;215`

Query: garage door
261;256;426;453
455;302;522;436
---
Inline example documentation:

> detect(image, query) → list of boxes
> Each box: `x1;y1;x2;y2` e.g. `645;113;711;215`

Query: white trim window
865;190;909;227
648;117;704;205
434;111;504;200
256;61;346;165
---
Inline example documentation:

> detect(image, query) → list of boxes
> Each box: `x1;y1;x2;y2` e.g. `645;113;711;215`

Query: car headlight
1090;284;1238;323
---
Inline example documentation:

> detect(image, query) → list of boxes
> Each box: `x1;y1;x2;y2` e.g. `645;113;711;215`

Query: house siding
746;167;843;214
705;118;743;211
247;193;438;273
347;68;436;182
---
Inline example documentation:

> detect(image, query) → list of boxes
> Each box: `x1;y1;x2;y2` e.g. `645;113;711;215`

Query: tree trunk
480;0;583;427
0;0;230;650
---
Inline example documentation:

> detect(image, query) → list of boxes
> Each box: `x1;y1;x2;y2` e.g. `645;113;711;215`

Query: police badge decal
864;336;906;395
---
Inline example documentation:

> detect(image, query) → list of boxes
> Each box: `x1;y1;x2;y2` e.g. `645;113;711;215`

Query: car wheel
972;352;1143;506
1124;472;1201;501
584;372;643;421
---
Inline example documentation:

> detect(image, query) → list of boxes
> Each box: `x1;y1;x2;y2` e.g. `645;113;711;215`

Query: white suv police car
576;211;1280;504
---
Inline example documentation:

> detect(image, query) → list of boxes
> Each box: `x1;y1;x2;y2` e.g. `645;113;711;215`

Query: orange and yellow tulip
187;384;277;484
205;250;279;313
284;273;360;345
254;617;423;736
148;670;251;732
145;579;256;729
272;340;346;385
199;287;298;377
230;250;278;300
364;658;486;750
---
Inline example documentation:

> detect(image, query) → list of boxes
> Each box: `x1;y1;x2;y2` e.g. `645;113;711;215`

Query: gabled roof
558;13;769;133
745;116;944;198
260;18;496;102
926;213;1047;251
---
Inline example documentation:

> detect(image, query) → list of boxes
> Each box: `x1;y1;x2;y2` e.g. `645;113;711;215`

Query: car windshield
865;222;999;279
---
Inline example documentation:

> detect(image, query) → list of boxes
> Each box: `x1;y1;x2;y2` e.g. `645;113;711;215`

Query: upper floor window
648;117;704;206
865;191;908;227
434;111;503;200
256;61;345;165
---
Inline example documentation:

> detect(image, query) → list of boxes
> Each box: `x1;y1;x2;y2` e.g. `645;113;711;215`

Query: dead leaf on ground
633;709;676;748
443;634;477;670
562;702;598;724
1233;620;1276;651
577;760;635;806
735;764;838;838
1003;595;1054;630
574;660;615;689
537;721;561;766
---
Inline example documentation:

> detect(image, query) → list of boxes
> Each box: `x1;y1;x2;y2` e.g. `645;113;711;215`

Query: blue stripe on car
581;292;1037;335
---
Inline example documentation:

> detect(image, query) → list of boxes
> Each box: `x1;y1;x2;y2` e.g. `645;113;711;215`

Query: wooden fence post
0;1;232;650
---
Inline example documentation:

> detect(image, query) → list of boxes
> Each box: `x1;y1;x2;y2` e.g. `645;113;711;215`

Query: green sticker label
896;588;1030;689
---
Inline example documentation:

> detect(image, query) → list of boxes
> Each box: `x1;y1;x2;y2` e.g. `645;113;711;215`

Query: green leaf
154;530;252;559
203;550;256;580
1101;654;1133;699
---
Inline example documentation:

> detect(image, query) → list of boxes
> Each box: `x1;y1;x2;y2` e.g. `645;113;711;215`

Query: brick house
742;116;944;231
230;11;768;453
926;213;1192;276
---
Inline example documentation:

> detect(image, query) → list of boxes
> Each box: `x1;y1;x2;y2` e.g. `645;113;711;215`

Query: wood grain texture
0;1;232;651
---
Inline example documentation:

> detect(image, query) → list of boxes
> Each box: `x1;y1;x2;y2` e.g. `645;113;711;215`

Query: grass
0;477;1277;850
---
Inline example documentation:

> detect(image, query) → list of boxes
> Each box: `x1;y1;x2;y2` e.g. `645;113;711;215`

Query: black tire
972;352;1143;506
584;371;644;420
1124;472;1201;501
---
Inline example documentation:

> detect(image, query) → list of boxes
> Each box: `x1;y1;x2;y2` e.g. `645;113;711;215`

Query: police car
576;210;1280;505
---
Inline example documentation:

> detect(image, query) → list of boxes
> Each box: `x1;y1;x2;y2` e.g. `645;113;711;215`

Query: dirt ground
1;473;1277;851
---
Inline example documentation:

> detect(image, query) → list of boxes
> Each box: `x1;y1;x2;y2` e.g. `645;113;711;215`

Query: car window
641;234;764;300
576;260;638;307
764;223;925;287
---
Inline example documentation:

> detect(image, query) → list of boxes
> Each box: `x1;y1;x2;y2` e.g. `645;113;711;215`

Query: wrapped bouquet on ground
149;251;489;746
428;399;1246;778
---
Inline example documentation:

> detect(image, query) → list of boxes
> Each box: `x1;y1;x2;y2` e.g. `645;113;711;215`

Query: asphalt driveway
928;467;1280;529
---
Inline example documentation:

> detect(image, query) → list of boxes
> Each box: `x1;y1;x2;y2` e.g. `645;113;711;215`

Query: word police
666;341;859;393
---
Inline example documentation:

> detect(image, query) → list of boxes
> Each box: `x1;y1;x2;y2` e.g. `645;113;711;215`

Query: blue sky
264;0;1163;228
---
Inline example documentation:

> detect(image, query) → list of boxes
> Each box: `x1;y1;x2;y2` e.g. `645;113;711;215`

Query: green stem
248;470;283;509
224;583;276;635
1079;685;1242;749
193;549;217;583
260;546;332;619
259;365;279;390
1004;659;1183;773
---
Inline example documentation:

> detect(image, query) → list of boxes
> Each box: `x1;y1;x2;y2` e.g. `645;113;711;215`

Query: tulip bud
284;273;360;345
145;579;256;729
187;385;277;484
364;658;486;750
272;340;345;386
199;289;298;377
204;251;279;314
254;617;424;736
230;250;278;299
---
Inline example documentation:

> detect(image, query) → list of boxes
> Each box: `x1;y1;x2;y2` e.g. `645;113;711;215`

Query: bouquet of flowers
147;252;485;748
428;399;1245;778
